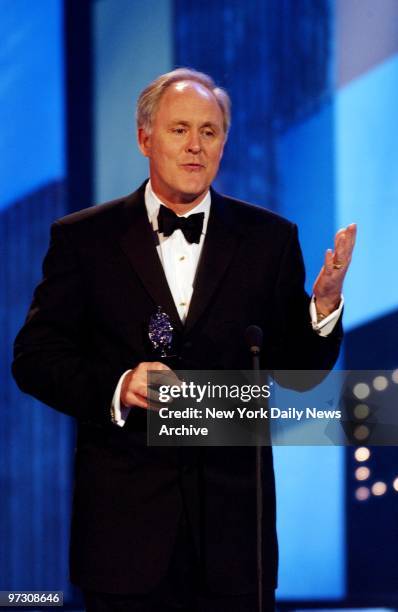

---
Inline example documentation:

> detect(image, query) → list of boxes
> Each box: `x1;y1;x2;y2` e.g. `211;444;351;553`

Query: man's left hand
313;223;357;316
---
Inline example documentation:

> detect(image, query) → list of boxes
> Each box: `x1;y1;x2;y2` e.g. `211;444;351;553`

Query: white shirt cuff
310;295;344;337
111;369;132;427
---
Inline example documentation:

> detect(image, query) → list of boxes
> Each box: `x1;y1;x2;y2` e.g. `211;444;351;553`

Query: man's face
138;81;226;211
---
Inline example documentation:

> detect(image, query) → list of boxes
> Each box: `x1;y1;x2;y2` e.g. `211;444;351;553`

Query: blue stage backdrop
92;0;173;203
3;0;398;604
0;0;73;596
336;0;398;600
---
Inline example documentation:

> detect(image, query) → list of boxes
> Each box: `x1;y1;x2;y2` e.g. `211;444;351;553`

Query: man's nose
186;132;201;153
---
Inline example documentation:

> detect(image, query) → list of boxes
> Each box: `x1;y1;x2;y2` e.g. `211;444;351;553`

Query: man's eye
203;130;215;137
172;127;186;134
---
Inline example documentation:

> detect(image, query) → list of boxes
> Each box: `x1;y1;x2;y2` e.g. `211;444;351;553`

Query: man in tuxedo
13;68;356;611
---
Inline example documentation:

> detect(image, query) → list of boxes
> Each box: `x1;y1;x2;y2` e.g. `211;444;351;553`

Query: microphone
245;325;263;356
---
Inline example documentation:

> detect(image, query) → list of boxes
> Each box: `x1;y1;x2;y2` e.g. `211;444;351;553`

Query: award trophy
147;307;180;408
148;306;179;368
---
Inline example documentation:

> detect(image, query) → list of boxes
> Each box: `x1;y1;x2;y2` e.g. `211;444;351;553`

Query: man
12;68;356;611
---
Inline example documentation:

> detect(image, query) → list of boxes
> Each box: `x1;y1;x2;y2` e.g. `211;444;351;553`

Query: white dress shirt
111;182;343;426
146;181;210;323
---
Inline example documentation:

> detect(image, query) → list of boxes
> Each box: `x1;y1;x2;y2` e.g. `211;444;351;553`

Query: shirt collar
145;180;211;234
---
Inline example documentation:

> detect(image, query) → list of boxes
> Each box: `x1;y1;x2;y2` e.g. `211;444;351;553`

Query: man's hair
136;67;231;136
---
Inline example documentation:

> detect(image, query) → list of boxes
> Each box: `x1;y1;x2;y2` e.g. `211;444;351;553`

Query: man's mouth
181;163;205;171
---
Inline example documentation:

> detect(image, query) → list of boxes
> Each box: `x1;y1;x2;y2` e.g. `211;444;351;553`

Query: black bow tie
157;205;204;244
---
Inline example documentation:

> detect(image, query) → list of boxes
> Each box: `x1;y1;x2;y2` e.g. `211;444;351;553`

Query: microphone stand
246;326;263;612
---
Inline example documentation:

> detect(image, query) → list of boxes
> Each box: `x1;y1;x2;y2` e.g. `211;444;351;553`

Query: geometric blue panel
92;0;173;203
275;446;345;599
336;0;398;87
0;0;65;211
0;0;72;599
336;54;398;330
0;182;73;595
174;0;275;208
276;102;337;295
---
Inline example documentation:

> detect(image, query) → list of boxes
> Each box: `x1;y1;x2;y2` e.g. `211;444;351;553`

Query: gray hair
136;67;231;136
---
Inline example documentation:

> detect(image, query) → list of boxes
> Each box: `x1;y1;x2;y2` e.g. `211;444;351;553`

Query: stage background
1;0;397;606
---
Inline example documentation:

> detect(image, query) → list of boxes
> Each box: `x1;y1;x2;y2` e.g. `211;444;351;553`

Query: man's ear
137;127;151;157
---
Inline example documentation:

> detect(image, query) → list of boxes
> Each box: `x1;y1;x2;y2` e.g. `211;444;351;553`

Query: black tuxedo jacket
12;181;342;595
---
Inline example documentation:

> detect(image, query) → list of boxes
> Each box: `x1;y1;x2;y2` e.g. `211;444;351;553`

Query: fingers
313;223;357;308
146;361;172;372
121;374;148;408
333;223;357;268
323;249;334;275
121;361;172;408
347;223;357;247
123;390;148;409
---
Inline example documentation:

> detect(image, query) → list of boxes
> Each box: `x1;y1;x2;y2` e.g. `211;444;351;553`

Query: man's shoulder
213;190;295;236
54;197;121;231
49;183;147;245
56;185;145;229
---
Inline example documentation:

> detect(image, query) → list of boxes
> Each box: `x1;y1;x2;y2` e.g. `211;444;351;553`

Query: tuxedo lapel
118;185;183;331
118;186;242;335
185;190;242;333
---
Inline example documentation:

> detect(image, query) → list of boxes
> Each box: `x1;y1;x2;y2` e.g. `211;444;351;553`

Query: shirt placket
174;231;193;322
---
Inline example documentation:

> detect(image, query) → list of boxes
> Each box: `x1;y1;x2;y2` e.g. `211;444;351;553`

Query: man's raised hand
313;223;357;316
